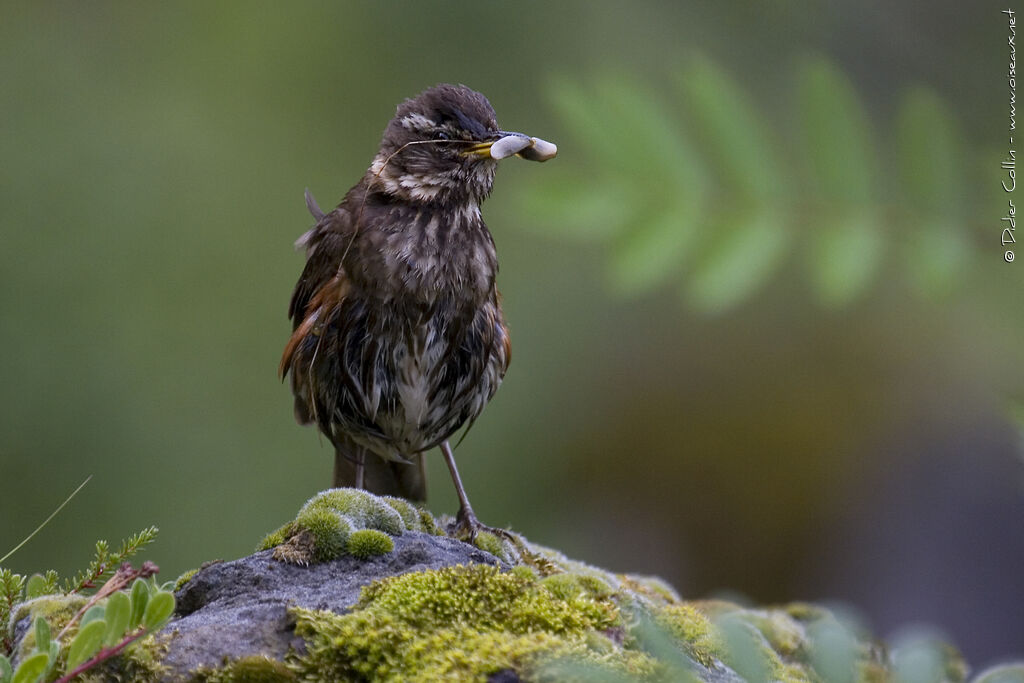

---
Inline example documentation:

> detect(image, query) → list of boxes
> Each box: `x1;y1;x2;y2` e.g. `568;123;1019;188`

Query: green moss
259;488;450;564
416;507;445;535
174;568;199;591
471;530;506;558
190;655;296;682
289;563;624;682
539;572;612;606
656;604;721;666
303;489;405;536
12;594;88;658
742;609;806;658
294;507;354;562
257;523;294;552
77;633;168;683
510;565;537;581
539;573;585;601
258;488;525;564
380;496;420;530
360;564;617;633
346;529;394;559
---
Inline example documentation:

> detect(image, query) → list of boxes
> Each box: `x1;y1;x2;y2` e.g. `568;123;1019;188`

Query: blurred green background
2;0;1022;668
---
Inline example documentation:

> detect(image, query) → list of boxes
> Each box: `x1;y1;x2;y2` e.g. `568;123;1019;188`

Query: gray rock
161;531;503;679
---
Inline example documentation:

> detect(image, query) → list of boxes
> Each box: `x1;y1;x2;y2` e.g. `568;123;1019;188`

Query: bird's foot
447;505;516;545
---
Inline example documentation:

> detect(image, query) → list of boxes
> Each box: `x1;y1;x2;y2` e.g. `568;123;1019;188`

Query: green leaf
32;616;49;651
128;578;150;631
80;604;105;627
592;73;706;191
608;202;701;295
10;652;49;683
685;208;789;312
807;210;883;306
24;575;47;600
66;618;106;671
897;87;960;212
103;591;131;646
141;591;174;631
798;56;875;203
45;641;58;675
808;618;858;683
891;633;947;683
0;654;12;683
546;75;640;175
676;54;783;200
628;609;702;680
715;613;772;683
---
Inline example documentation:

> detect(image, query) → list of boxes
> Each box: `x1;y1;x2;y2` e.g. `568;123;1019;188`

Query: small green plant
62;526;159;594
0;530;174;683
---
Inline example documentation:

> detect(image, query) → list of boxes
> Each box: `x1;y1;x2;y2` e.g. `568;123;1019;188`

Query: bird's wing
286;193;354;328
280;191;355;380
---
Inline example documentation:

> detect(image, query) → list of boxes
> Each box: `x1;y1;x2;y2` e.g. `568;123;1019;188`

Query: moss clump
379;496;423;531
656;603;721;666
189;655;297;682
304;489;405;535
539;572;613;607
258;488;444;564
471;530;506;558
11;594;88;659
258;488;522;564
415;507;445;536
289;563;635;682
76;633;168;683
258;524;292;551
346;529;394;559
174;568;199;591
295;507;355;562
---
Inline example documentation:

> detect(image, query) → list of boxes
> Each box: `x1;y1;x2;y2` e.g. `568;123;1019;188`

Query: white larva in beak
519;136;557;162
489;135;535;160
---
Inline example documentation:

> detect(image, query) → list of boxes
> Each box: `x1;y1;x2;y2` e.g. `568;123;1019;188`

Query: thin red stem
53;628;147;683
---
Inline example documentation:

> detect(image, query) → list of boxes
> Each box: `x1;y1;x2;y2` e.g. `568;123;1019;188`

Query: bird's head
369;84;556;205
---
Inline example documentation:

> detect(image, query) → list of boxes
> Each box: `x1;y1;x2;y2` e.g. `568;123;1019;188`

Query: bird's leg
441;440;478;534
353;450;365;489
333;447;366;490
441;440;512;543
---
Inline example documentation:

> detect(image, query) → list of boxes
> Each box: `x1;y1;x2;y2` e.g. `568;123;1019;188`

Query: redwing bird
280;84;556;538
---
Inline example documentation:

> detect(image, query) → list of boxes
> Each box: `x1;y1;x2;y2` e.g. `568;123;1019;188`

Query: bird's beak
462;132;558;162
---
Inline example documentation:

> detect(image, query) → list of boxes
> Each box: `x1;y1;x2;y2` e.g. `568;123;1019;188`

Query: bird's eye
433;131;450;141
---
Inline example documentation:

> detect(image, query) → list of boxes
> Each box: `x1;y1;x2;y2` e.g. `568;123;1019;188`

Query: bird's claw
447;506;515;545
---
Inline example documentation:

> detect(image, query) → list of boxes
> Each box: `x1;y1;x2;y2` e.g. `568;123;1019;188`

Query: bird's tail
332;440;427;502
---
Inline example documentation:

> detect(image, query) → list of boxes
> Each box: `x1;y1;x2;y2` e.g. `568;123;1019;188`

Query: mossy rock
3;489;982;682
100;489;969;681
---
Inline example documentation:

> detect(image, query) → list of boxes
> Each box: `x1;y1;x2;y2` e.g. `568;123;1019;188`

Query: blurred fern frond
520;54;969;312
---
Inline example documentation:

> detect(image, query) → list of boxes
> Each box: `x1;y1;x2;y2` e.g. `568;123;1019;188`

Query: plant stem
53;627;147;683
